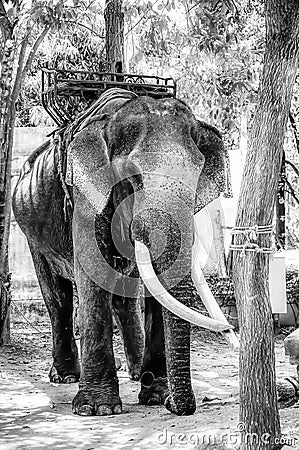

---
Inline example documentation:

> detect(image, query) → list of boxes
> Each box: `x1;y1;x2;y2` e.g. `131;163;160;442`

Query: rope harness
228;224;275;256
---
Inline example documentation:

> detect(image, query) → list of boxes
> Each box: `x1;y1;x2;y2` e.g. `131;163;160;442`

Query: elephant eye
123;160;143;190
127;172;143;191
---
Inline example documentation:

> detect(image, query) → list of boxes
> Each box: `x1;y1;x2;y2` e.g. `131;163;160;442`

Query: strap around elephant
54;88;138;221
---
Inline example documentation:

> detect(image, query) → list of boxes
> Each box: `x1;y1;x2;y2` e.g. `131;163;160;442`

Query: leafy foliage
15;0;268;134
12;0;106;126
284;94;299;246
123;0;265;148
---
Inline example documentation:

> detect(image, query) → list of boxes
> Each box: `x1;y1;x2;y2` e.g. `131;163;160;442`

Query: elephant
12;87;233;417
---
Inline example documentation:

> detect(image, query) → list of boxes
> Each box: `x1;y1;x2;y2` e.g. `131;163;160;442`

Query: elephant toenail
164;395;171;408
114;405;122;414
51;375;62;383
77;405;94;416
49;367;61;383
131;373;140;381
96;405;113;416
64;375;77;384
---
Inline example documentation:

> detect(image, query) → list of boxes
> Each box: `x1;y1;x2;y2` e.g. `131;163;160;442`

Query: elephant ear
66;122;112;214
194;121;232;214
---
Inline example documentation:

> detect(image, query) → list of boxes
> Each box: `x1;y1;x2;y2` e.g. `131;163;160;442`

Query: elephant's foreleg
138;291;168;406
163;278;196;416
112;290;144;381
29;246;80;383
72;258;121;416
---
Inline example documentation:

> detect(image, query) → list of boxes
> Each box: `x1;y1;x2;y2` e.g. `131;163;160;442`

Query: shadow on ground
0;327;298;449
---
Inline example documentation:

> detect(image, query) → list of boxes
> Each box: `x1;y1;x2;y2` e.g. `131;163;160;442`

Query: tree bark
232;2;299;449
104;0;125;72
0;36;15;345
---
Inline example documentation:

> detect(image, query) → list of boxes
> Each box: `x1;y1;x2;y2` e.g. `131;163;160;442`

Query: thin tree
104;0;125;72
232;1;299;449
0;0;49;344
0;0;16;344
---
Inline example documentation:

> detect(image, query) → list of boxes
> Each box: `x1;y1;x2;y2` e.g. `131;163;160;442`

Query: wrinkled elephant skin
12;89;229;416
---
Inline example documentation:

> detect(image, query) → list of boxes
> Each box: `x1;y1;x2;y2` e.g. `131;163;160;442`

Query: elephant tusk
191;225;239;351
135;240;233;332
191;264;239;351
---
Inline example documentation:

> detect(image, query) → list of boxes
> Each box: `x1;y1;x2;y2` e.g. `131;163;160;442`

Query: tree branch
22;25;49;81
286;178;299;205
11;24;49;103
64;20;104;38
10;28;29;103
182;0;195;31
124;0;160;37
289;111;299;155
285;158;299;178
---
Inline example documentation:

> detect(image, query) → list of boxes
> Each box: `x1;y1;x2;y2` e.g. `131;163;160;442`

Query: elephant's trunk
132;206;196;414
162;276;195;415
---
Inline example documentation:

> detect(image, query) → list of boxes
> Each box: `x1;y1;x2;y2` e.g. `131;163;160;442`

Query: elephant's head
66;91;232;332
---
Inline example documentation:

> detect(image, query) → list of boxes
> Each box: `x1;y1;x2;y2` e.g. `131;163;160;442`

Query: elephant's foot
138;372;169;405
49;361;80;384
164;391;196;416
72;388;122;416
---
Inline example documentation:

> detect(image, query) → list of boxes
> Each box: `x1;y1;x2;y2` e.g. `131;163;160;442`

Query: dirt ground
1;324;299;450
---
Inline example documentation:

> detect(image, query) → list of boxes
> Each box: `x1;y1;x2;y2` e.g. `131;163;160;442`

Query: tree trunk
232;2;299;449
0;37;15;345
104;0;125;72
